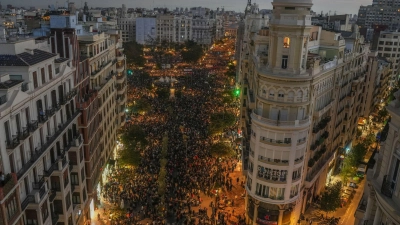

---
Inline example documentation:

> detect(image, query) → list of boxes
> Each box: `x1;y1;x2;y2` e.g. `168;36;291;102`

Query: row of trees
320;181;342;217
118;125;148;167
158;133;168;201
208;112;236;136
340;143;369;185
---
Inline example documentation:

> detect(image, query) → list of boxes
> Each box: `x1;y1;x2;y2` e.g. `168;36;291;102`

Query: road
335;178;365;225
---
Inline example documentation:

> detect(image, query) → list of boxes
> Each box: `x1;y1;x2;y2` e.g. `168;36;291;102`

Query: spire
245;0;252;16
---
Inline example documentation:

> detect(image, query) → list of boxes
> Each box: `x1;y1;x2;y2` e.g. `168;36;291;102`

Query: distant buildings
136;17;156;45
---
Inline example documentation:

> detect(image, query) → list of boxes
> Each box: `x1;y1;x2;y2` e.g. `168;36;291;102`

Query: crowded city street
92;37;246;225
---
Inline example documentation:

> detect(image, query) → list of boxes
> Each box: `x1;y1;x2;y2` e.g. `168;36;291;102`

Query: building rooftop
0;79;23;89
17;49;57;66
55;57;69;63
0;55;28;66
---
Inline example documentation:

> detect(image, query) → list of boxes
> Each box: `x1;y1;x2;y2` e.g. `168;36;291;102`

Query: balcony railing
381;175;393;198
38;114;49;123
6;136;19;149
44;161;58;177
16;110;80;179
21;195;35;211
28;120;38;132
252;110;310;127
46;107;55;117
32;176;45;189
17;127;30;140
0;173;17;201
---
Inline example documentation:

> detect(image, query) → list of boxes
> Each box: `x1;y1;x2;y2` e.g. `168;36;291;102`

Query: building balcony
305;149;335;187
16;110;80;179
17;127;30;140
38;114;49;123
116;64;125;73
21;183;48;211
0;173;17;201
259;137;291;147
28;120;38;132
91;60;113;78
314;100;334;118
5;136;20;149
59;89;77;105
70;134;83;151
258;155;289;166
116;74;125;84
251;110;310;128
117;54;124;61
78;90;98;109
117;85;126;95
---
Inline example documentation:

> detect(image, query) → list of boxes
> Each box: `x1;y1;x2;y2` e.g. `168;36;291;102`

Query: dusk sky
3;0;371;15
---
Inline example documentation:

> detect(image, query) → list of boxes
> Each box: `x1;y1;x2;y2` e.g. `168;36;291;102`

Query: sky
3;0;371;15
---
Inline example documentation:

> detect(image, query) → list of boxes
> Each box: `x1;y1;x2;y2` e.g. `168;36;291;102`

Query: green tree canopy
181;40;204;64
320;181;342;217
210;142;235;158
118;148;141;167
348;143;368;168
378;108;389;122
120;125;148;149
208;112;236;136
156;88;170;99
131;98;152;115
123;41;145;67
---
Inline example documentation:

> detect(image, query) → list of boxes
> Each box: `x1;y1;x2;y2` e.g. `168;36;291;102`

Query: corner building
240;0;369;224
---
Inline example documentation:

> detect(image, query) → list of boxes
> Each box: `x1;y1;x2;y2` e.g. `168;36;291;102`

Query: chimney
25;48;34;54
89;25;93;32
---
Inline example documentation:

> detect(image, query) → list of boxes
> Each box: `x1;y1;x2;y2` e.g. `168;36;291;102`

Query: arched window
283;37;290;48
288;91;294;102
269;90;275;97
297;90;303;101
278;90;284;98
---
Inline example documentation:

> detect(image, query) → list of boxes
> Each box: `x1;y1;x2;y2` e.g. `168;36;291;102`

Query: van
356;164;367;177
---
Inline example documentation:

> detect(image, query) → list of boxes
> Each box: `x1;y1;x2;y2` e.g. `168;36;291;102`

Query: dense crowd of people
99;38;246;225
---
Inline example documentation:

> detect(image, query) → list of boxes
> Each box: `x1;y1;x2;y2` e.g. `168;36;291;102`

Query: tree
356;129;363;138
123;41;145;67
120;125;148;149
320;181;342;217
156;88;170;99
365;132;376;146
118;148;141;167
378;108;389;122
208;112;236;136
131;98;152;115
347;143;368;167
181;40;204;64
210;142;235;158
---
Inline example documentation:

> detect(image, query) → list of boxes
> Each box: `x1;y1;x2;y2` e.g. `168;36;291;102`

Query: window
282;55;288;69
41;202;49;223
48;65;53;80
41;68;46;84
72;193;81;204
283;37;290;48
65;192;71;210
278;91;284;98
71;173;79;185
33;71;38;88
9;75;22;80
6;196;18;220
284;7;295;10
269;90;275;97
81;168;85;182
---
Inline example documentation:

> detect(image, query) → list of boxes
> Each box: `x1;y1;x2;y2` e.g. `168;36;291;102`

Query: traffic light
127;69;133;76
234;88;240;97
